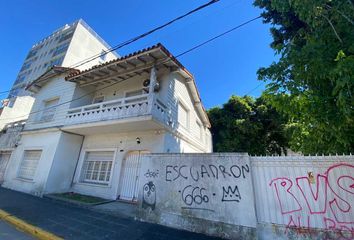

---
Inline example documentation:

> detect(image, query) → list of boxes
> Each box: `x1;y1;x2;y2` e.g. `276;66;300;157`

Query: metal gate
118;150;149;201
0;152;11;183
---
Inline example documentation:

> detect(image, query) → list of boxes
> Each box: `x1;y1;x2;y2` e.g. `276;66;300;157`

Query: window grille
80;151;114;185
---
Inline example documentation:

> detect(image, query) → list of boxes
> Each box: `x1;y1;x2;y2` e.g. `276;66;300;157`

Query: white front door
0;152;11;183
118;150;149;201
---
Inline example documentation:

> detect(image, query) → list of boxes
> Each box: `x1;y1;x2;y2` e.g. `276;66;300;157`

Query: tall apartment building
8;19;118;98
0;19;118;129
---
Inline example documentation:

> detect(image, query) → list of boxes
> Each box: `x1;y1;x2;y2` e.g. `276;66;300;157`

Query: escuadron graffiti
166;163;250;212
269;163;354;239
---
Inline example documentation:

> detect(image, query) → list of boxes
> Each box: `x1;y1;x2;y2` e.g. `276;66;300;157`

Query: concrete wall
137;153;257;239
136;154;354;240
44;132;83;193
2;130;62;196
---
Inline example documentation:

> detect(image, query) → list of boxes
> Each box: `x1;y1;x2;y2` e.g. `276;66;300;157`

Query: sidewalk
0;187;221;240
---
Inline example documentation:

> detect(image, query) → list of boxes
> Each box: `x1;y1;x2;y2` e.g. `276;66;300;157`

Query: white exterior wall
163;132;202;153
25;76;76;131
62;22;117;71
71;131;165;200
167;73;211;153
0;96;35;130
2;130;62;196
44;132;83;193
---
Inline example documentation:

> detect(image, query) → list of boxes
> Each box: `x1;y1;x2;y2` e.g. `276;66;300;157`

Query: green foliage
254;0;354;154
208;95;289;155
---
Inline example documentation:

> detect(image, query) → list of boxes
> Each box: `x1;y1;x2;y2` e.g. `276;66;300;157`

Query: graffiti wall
137;153;257;239
137;154;354;239
252;155;354;239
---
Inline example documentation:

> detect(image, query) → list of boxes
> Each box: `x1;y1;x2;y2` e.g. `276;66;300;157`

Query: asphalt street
0;220;34;240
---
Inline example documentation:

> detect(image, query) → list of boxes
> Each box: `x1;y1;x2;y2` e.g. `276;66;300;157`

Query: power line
0;15;262;121
66;0;221;70
2;0;221;97
175;16;262;58
244;82;265;96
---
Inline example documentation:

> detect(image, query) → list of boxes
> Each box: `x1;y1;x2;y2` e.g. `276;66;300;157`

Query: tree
254;0;354;154
208;95;289;155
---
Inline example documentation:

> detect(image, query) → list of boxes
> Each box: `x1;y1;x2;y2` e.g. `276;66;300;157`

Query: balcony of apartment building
61;45;178;135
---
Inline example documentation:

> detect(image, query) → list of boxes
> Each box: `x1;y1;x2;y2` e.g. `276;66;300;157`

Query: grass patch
52;192;108;204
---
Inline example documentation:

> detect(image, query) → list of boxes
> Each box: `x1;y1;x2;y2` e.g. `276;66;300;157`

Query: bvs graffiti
269;163;354;226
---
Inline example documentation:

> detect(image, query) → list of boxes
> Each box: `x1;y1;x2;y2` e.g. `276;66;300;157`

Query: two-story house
2;44;212;201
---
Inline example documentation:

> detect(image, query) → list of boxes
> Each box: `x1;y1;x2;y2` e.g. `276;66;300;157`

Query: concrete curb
0;209;63;240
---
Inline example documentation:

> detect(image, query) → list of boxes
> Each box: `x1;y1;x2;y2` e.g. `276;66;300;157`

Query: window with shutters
178;101;189;130
40;98;59;122
80;151;114;185
18;150;42;180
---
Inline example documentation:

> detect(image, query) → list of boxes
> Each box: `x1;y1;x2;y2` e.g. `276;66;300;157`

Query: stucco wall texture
137;154;354;240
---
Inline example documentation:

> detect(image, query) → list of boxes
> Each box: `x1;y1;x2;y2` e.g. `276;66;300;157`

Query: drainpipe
59;129;85;187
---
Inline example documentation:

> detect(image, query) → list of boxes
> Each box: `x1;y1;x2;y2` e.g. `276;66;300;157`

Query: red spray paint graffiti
269;163;354;239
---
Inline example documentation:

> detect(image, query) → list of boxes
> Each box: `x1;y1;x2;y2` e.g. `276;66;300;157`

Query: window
80;151;114;185
8;87;22;98
49;56;64;67
178;101;189;129
20;62;32;72
52;42;69;57
14;75;26;85
58;30;74;43
40;98;59;122
25;49;37;60
18;150;42;180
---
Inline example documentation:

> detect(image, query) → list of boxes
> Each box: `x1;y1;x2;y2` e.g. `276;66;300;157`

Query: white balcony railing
64;94;167;126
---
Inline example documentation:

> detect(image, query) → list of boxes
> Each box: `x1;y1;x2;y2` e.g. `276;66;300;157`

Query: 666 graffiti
181;185;209;206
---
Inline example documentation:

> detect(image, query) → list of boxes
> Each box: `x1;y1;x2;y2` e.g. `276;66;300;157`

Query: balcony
63;94;168;135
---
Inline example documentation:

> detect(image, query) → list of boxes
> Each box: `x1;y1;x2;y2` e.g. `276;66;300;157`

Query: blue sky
0;0;275;109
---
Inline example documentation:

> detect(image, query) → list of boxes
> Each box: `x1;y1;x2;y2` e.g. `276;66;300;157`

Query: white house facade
2;44;212;201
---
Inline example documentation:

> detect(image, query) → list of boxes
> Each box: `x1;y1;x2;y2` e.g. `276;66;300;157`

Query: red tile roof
65;43;193;79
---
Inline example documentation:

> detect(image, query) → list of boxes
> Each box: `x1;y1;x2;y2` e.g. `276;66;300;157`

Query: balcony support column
148;66;157;113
